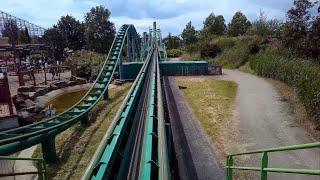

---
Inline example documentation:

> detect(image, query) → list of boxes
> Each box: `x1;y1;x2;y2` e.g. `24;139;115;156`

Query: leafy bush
212;36;235;50
65;50;105;79
167;49;182;57
180;52;201;61
250;53;320;122
212;36;264;68
200;43;221;58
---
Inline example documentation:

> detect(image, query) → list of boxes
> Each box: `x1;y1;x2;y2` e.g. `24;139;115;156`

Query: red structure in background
0;72;18;130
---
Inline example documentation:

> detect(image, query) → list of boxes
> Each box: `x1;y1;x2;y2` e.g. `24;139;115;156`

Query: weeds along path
217;69;320;180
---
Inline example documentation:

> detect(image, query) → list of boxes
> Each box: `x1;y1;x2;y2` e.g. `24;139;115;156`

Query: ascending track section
83;22;171;180
0;24;141;163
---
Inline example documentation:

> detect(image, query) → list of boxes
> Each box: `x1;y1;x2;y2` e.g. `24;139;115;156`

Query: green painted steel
0;156;46;179
138;48;170;180
83;22;171;180
83;48;154;180
226;142;320;180
0;24;141;161
160;61;208;76
122;62;144;80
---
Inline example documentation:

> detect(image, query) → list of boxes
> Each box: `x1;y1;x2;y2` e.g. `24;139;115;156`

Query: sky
1;0;294;36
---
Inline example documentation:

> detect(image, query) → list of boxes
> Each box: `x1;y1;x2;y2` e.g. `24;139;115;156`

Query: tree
202;13;226;36
181;21;197;46
248;11;282;37
17;28;31;44
57;15;85;51
165;33;180;49
1;19;18;44
227;11;251;36
43;27;66;60
282;0;319;59
84;6;116;54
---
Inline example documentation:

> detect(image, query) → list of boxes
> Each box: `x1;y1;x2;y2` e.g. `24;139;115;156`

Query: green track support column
226;155;233;180
261;152;268;180
103;89;109;100
80;113;90;126
41;136;58;163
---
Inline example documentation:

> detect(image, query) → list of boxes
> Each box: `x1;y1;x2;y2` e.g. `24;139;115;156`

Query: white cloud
1;0;292;34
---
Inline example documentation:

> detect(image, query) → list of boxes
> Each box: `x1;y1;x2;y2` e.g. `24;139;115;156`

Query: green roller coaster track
0;21;318;180
0;24;141;163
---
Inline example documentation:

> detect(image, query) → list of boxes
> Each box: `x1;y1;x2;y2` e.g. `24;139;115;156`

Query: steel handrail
226;141;320;180
0;156;47;180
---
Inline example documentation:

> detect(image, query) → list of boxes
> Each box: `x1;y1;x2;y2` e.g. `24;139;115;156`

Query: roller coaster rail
0;24;141;163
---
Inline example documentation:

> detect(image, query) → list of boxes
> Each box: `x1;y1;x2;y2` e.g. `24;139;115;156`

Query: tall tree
165;33;180;49
181;21;197;45
43;27;66;60
57;15;85;51
248;11;282;37
84;6;116;54
203;13;226;36
227;11;251;36
1;19;18;44
282;0;319;59
17;29;30;44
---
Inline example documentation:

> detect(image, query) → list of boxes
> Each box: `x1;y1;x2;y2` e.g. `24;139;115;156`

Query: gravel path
217;69;320;180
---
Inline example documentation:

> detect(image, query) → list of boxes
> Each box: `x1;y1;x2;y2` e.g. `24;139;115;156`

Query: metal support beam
41;136;58;163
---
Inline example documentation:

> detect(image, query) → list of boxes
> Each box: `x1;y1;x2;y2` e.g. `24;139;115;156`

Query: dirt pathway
217;69;319;180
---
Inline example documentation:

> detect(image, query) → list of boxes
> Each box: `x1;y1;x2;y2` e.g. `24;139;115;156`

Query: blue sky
1;0;294;35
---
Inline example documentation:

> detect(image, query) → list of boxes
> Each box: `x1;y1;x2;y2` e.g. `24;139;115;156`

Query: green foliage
1;19;18;44
247;11;282;37
180;52;201;61
17;28;31;44
65;50;105;79
250;51;320;122
212;36;235;50
202;13;226;36
43;27;66;60
84;6;116;54
57;15;85;50
282;0;320;60
165;33;180;49
212;36;262;68
181;21;198;46
200;42;221;58
167;49;182;57
227;11;251;36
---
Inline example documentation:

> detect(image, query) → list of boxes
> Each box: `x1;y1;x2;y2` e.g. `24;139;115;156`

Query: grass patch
175;77;238;160
33;83;131;180
238;62;256;75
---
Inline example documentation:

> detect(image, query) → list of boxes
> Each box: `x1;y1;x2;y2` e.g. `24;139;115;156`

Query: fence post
261;152;268;180
226;155;233;180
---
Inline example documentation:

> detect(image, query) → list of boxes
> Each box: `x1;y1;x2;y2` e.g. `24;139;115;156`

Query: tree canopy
1;19;19;44
181;21;198;45
43;27;66;60
57;15;85;51
227;11;251;36
165;33;181;49
84;5;116;54
203;13;226;36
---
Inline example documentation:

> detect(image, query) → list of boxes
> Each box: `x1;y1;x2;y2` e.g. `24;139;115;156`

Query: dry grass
238;62;256;75
175;77;239;162
33;83;132;180
176;77;257;179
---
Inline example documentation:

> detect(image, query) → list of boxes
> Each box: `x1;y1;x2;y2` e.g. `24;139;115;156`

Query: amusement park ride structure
0;10;318;180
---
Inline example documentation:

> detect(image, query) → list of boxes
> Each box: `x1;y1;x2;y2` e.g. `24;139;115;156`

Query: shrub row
250;53;320;122
167;49;182;57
